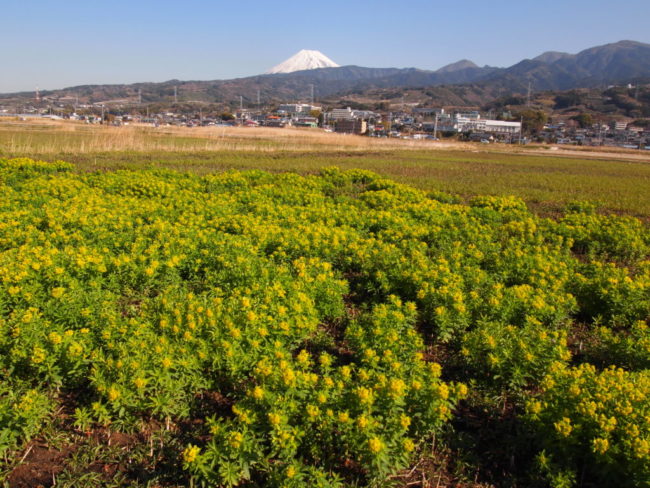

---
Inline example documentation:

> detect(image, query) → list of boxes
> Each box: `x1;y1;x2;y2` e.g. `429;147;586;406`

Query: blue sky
2;0;650;92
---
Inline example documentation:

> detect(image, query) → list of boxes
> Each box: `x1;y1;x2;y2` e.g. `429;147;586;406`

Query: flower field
0;157;649;487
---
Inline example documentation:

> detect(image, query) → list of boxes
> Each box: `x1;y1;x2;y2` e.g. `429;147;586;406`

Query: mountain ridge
533;51;573;63
436;59;479;73
2;40;649;108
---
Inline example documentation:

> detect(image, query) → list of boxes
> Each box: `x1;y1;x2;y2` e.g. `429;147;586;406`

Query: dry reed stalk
4;119;647;162
0;119;477;154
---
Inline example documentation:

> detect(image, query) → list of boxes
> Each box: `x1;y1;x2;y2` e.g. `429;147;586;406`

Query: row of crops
0;158;648;487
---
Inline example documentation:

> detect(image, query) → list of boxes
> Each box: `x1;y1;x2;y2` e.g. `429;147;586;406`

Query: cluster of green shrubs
0;158;648;486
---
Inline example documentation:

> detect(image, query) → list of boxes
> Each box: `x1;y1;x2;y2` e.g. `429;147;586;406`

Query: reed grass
0;119;474;154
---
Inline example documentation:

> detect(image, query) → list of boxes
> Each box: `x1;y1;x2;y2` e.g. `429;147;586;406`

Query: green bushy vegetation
0;158;648;487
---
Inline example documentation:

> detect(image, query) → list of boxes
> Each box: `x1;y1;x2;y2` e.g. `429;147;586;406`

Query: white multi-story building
422;113;520;135
456;111;481;121
277;103;321;115
455;115;521;134
610;121;628;131
483;119;521;134
328;107;355;120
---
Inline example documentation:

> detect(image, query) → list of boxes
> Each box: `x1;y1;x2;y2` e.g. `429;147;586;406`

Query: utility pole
433;113;439;139
526;82;532;107
138;88;142;104
174;86;178;103
257;89;261;107
598;118;603;146
101;105;105;124
598;123;601;146
310;84;314;105
519;116;523;144
240;96;243;111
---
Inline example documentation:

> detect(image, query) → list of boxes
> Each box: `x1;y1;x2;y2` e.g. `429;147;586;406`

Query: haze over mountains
2;41;650;107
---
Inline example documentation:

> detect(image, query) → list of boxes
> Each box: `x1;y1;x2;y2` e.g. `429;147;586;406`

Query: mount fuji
266;50;340;74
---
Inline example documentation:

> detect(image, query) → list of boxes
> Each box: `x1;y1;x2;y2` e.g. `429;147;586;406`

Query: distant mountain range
2;41;650;108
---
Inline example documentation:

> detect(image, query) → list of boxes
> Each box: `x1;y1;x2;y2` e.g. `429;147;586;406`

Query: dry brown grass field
0;118;476;153
1;118;649;217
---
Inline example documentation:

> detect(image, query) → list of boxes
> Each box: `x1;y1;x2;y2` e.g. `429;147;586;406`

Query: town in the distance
1;43;649;149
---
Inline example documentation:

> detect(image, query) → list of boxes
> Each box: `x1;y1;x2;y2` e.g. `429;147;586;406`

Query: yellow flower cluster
528;363;650;482
1;160;648;487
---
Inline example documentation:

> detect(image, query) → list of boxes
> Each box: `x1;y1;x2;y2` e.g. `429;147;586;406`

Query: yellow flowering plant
0;160;648;486
526;364;650;486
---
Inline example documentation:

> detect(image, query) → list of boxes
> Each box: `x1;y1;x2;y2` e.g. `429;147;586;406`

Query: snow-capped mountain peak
266;50;339;74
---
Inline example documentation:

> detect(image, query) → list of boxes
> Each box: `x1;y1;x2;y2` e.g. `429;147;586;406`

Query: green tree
554;91;584;109
570;113;594;128
517;109;548;134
